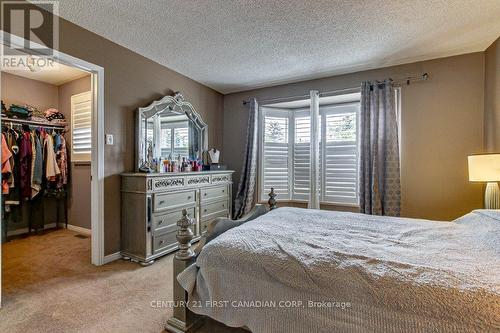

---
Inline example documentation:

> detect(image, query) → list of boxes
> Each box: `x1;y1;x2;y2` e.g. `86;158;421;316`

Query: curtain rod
242;73;429;105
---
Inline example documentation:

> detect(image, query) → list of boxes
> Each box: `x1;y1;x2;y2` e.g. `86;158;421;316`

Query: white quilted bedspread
178;208;500;333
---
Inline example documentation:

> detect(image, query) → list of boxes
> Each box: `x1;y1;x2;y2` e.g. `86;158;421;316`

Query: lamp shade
468;154;500;182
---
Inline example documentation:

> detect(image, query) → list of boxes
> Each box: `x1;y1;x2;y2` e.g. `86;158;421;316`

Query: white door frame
0;32;105;272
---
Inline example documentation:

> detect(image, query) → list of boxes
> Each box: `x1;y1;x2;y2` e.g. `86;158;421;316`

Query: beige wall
1;72;59;110
485;37;500;151
58;75;92;230
224;53;486;221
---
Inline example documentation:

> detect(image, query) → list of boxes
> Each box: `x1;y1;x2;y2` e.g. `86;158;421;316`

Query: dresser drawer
201;200;229;222
200;220;209;234
200;185;228;202
154;190;196;211
153;207;195;232
153;228;177;254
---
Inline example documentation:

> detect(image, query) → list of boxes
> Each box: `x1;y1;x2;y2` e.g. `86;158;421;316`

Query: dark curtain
359;80;401;216
233;98;259;219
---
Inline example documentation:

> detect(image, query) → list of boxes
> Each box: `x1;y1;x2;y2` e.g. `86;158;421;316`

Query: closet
1;70;92;240
1;66;92;281
1;118;68;240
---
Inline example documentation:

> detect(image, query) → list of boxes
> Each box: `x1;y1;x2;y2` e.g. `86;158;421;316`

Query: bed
165;200;500;333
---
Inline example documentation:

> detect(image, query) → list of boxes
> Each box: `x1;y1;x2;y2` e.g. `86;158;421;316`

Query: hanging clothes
1;133;12;194
56;134;68;188
6;129;18;189
5;129;20;203
2;121;70;238
44;132;60;181
30;132;36;196
54;132;61;148
30;132;43;198
19;131;32;199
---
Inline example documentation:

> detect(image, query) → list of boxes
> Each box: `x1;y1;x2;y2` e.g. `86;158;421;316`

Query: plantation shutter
71;91;92;162
160;121;189;158
173;126;189;157
323;104;359;205
293;116;310;199
262;111;290;200
292;115;322;200
160;128;172;156
259;95;360;206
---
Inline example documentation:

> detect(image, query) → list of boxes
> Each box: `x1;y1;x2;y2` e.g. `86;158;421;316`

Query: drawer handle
204;209;207;213
159;200;165;205
222;190;225;193
159;240;165;245
158;219;163;225
204;193;207;196
187;196;192;200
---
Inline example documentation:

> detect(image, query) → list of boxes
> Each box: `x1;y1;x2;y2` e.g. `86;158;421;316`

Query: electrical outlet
105;134;114;145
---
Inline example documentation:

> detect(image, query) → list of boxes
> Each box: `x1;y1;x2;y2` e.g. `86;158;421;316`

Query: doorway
0;33;105;307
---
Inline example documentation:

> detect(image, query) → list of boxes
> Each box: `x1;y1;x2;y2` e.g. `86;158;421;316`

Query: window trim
258;100;361;207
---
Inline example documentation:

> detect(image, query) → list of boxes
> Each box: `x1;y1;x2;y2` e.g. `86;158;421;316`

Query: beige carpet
1;229;246;333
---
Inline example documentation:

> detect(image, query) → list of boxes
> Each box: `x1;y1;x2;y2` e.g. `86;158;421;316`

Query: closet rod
1;117;67;130
242;72;429;105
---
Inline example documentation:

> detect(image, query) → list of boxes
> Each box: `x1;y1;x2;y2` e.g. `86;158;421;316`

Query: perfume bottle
156;158;162;173
181;157;186;172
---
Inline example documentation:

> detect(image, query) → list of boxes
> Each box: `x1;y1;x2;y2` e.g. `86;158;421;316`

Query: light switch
106;134;114;145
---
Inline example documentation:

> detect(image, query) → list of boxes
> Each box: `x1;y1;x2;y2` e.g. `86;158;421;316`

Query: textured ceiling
53;0;500;93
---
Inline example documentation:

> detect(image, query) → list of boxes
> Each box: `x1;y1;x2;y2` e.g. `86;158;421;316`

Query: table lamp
468;154;500;209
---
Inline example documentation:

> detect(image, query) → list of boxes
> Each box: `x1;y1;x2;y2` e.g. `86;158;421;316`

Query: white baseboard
103;252;122;264
66;224;92;236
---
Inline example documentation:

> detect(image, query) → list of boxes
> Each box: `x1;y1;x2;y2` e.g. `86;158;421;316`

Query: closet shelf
1;117;67;129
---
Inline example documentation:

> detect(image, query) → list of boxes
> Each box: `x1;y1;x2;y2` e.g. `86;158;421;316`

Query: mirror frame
136;92;208;172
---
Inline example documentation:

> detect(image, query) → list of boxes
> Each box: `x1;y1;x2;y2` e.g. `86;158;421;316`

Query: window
159;121;189;158
293;116;311;199
292;115;322;200
259;96;360;206
71;91;92;162
261;112;290;198
322;105;358;205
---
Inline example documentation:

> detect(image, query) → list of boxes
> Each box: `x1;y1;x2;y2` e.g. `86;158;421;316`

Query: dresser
121;171;233;265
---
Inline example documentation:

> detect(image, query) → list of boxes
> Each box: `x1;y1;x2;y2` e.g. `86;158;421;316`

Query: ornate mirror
136;92;208;171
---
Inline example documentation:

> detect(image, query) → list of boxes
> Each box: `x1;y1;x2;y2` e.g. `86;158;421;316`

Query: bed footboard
165;188;277;333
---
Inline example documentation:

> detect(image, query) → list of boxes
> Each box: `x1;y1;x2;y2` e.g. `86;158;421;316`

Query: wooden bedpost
268;187;277;210
165;210;204;333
